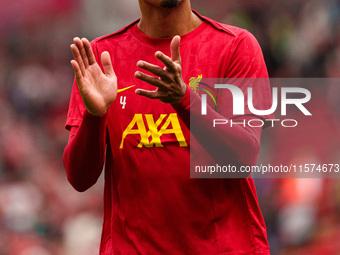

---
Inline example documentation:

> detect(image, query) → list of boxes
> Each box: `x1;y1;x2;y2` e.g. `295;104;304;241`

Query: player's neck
137;2;202;38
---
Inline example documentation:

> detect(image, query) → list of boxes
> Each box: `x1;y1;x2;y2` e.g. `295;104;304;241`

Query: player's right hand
70;37;117;116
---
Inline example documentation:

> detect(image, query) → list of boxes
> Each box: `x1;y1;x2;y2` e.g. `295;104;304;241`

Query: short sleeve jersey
66;10;271;255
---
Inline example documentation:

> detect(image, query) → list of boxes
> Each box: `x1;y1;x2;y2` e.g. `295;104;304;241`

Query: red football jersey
66;10;272;254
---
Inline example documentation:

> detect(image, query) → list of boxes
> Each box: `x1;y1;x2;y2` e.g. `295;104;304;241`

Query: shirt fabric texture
65;10;272;255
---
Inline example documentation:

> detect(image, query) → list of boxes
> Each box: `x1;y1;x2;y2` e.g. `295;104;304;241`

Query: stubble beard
160;0;180;8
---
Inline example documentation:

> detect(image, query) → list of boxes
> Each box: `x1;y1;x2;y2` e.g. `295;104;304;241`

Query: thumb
170;35;181;64
101;51;116;77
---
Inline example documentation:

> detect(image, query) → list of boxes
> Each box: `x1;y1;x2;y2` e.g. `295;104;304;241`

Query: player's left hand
134;35;187;105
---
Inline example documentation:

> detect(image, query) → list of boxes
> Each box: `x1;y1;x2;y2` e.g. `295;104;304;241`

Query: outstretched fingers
101;51;116;77
154;35;181;72
136;61;171;81
170;35;181;64
82;38;96;65
70;60;84;89
70;43;86;76
135;88;167;99
73;37;89;68
155;51;177;72
135;71;166;88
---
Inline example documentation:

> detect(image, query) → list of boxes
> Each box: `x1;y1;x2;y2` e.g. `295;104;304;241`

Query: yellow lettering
159;113;188;147
120;114;149;149
139;114;167;147
120;113;188;148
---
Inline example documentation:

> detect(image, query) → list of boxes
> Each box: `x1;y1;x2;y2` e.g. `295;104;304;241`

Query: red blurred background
1;0;340;254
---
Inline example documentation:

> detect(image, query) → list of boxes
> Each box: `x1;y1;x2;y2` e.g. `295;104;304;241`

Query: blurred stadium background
1;0;340;254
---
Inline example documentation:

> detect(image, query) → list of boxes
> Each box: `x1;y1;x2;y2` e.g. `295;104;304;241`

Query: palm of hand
71;37;117;116
80;62;117;116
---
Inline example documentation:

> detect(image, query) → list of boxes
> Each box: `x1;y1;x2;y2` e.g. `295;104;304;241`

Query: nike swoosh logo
117;85;135;93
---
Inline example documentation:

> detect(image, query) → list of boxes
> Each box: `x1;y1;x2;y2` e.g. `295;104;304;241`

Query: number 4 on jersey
120;96;126;109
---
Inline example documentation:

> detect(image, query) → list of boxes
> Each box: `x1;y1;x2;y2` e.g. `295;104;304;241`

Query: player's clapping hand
70;37;117;116
134;35;187;104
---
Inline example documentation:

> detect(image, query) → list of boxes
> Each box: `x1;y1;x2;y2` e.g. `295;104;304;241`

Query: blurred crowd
0;0;340;254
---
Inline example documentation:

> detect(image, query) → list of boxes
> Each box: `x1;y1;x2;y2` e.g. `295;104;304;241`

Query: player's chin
160;0;180;8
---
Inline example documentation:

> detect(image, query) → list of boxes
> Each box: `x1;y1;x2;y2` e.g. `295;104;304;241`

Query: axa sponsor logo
120;113;188;148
